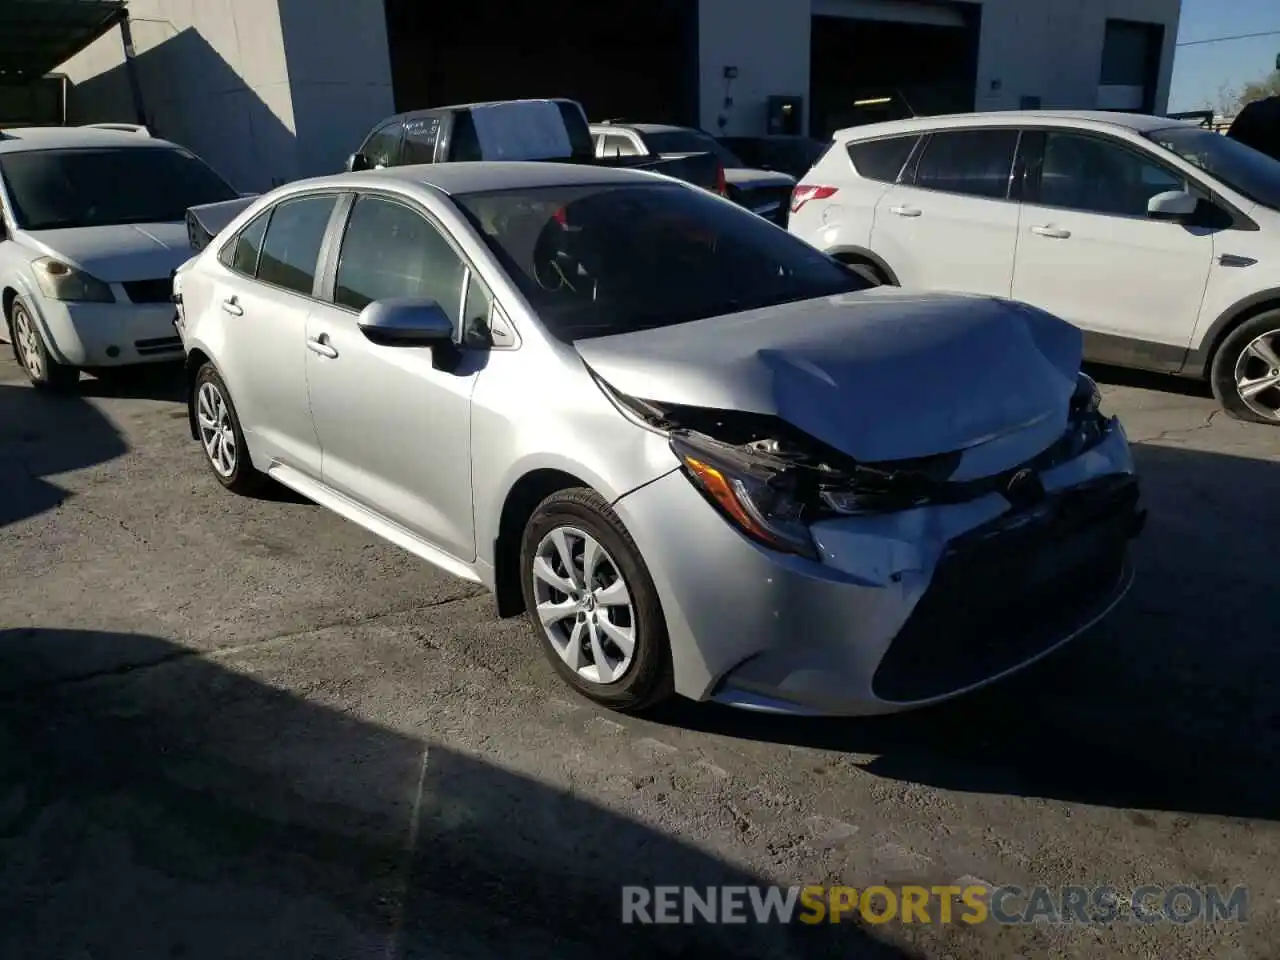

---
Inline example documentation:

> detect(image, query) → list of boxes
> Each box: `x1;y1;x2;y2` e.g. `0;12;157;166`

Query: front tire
1211;309;1280;425
192;363;266;495
9;299;79;391
519;488;673;713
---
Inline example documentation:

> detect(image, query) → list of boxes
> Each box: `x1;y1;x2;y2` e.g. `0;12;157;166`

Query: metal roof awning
0;0;127;81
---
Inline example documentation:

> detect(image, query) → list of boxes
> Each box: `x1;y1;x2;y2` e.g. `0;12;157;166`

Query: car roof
834;110;1193;140
593;122;697;136
387;98;580;125
0;125;181;154
295;161;671;196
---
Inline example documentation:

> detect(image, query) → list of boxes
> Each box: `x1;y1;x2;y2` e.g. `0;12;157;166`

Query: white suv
789;111;1280;424
0;126;239;389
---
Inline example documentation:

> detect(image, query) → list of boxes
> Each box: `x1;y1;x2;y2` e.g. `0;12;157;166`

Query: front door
869;127;1022;296
305;193;484;562
1011;130;1214;365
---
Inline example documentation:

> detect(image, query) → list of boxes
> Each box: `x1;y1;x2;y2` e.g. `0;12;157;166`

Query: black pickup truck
345;98;726;195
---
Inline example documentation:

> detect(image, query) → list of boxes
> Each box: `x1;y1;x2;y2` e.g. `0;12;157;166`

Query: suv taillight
790;184;838;213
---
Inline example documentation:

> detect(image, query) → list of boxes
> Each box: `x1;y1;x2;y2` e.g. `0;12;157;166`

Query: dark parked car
1227;95;1280;162
716;135;832;180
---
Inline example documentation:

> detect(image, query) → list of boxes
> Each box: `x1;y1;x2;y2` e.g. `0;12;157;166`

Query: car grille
122;278;174;304
730;185;793;225
134;335;183;356
871;475;1144;704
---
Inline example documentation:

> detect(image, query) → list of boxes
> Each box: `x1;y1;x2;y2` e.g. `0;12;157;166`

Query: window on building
257;195;337;296
912;129;1020;199
335;195;466;320
1037;133;1186;217
847;136;918;183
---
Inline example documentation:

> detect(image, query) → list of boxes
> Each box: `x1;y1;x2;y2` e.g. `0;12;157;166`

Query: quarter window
219;210;270;277
1037;132;1185;217
913;129;1020;200
847;136;919;183
256;195;338;296
334;195;467;321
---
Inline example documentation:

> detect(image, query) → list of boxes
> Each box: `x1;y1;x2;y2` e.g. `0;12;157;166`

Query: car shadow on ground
77;363;188;403
1084;361;1213;399
0;628;911;960
0;383;129;527
649;442;1280;823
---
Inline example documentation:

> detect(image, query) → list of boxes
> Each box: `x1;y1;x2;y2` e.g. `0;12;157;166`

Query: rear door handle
1031;225;1072;239
221;297;243;316
306;335;338;359
890;205;922;218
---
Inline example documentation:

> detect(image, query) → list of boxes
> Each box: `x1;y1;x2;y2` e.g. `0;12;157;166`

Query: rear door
1011;129;1213;362
869;127;1022;296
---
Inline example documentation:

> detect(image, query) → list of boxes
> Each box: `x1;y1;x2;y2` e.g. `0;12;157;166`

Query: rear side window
257;195;338;296
913;129;1020;200
401;116;441;165
219;210;270;277
847;136;918;183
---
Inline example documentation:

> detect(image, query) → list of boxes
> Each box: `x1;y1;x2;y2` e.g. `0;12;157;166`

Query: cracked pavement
1;354;1278;959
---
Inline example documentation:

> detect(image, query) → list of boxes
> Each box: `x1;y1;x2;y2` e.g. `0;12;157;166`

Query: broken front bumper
611;420;1143;716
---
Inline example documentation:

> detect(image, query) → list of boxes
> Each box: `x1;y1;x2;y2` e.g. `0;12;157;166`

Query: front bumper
23;293;183;368
611;421;1142;716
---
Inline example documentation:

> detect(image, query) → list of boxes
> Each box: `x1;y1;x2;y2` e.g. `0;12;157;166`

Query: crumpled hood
20;222;194;282
575;289;1083;464
724;167;796;190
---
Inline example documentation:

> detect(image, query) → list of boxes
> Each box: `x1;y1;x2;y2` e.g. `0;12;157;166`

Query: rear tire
1210;309;1280;425
9;299;79;391
520;488;673;713
192;363;267;495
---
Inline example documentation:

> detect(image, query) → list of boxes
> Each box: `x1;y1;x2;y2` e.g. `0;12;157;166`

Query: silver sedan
174;161;1145;715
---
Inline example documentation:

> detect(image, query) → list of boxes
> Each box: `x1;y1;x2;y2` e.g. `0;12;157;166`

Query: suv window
219;210;270;277
361;122;403;168
601;133;639;157
913;129;1020;199
1038;132;1186;217
847;136;918;183
257;195;337;296
401;117;441;165
334;195;467;319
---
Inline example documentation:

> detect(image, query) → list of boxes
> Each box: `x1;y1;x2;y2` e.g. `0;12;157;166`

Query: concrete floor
1;353;1277;959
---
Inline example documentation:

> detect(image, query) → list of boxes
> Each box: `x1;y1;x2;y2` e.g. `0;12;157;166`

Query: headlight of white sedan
31;257;115;303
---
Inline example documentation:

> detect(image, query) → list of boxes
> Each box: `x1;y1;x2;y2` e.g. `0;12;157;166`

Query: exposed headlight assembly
31;257;114;303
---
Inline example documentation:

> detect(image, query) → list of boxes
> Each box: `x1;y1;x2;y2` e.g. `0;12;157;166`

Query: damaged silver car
176;161;1145;716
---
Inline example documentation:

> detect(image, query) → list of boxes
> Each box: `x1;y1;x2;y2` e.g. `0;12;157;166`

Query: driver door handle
306;335;338;359
221;296;243;316
1031;225;1072;239
890;205;922;218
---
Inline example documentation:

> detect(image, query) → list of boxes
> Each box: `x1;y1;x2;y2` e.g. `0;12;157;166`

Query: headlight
31;257;115;303
670;431;818;560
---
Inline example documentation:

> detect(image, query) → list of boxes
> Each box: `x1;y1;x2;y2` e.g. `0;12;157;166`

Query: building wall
57;0;394;192
698;0;1181;134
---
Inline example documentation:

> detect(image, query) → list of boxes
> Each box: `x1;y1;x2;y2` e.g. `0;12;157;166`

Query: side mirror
1147;189;1198;221
346;152;372;173
357;298;454;347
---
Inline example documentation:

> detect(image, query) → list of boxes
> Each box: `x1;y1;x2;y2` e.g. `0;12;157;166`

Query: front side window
847;136;919;183
256;195;337;296
1038;132;1184;217
361;122;403;168
453;181;869;342
219;210;270;277
0;146;238;231
912;129;1020;200
334;195;466;319
1147;124;1280;211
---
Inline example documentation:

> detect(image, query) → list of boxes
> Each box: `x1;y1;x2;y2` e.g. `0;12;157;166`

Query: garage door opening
383;0;698;127
809;3;980;137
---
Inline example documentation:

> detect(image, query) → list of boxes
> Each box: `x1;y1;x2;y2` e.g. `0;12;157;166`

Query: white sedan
1;126;240;389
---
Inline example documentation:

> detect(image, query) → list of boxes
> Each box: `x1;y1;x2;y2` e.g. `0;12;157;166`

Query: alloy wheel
530;526;636;685
196;380;238;477
13;306;44;381
1234;330;1280;421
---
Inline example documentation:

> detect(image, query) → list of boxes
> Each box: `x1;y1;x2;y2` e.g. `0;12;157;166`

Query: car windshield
641;129;747;168
1145;126;1280;211
0;146;239;230
454;182;869;341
